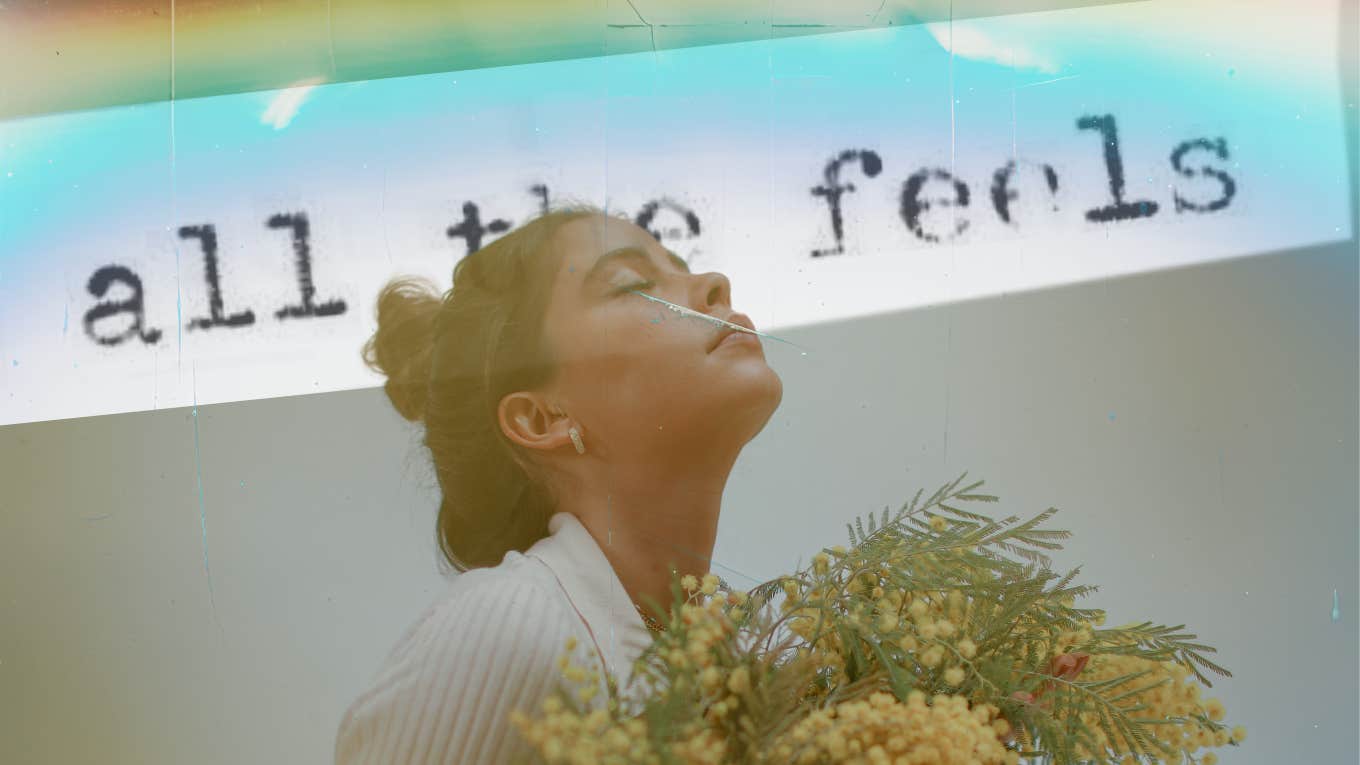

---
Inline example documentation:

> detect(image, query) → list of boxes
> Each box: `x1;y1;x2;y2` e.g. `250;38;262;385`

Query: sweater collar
525;512;654;695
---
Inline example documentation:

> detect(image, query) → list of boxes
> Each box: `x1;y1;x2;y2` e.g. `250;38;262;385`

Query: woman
334;203;784;764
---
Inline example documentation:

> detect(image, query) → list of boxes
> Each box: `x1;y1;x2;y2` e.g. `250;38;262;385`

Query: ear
498;392;570;453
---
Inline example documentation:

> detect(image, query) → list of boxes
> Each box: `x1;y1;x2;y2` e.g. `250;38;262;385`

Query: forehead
554;214;653;266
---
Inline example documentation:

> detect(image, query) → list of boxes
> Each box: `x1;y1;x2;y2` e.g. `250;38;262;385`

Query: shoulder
433;559;580;650
335;554;596;764
393;553;582;664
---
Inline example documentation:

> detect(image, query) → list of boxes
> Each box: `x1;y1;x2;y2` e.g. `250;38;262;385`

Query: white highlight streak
261;78;326;130
924;21;1059;73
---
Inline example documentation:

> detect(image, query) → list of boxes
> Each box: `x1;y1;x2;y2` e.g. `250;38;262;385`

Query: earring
568;426;585;455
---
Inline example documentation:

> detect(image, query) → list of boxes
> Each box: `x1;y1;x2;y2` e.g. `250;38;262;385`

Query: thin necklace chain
635;604;667;633
632;575;732;634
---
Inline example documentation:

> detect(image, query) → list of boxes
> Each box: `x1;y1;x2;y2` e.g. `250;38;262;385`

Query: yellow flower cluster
1032;624;1095;659
667;596;740;673
653;590;759;763
668;727;731;764
785;567;978;698
1063;652;1245;761
767;690;1015;765
513;494;1241;765
682;573;725;598
509;695;659;765
512;569;763;761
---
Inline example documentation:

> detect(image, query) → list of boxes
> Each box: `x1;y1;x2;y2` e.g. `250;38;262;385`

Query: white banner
0;0;1350;426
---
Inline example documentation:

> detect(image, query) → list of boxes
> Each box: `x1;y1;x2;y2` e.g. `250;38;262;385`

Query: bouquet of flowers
511;473;1245;765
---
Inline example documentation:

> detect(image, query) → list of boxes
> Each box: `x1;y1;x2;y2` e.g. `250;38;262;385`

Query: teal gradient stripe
1;11;1348;275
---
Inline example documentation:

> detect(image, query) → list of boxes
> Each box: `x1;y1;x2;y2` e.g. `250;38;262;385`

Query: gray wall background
2;232;1355;763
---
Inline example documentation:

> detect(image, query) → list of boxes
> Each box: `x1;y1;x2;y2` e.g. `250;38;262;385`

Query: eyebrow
581;245;691;288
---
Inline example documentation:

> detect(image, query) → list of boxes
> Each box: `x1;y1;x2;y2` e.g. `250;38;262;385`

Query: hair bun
361;276;444;423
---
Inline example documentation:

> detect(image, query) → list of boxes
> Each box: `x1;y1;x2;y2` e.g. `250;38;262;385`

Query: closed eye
612;279;655;296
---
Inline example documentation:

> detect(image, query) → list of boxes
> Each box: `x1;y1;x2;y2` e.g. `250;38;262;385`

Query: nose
691;270;732;314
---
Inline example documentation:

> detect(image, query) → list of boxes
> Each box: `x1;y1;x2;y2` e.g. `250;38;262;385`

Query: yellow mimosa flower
920;646;944;667
1204;697;1225;721
701;573;720;596
700;666;721;692
812;551;830;574
908;599;929;619
728;666;751;694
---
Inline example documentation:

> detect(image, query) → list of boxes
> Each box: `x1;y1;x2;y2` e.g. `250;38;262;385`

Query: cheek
600;323;703;395
565;301;706;385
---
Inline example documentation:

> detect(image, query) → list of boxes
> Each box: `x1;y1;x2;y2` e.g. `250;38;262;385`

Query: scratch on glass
627;290;813;357
192;362;226;642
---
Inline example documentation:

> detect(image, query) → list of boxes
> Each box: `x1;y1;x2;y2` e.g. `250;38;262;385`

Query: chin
731;366;784;442
758;372;784;431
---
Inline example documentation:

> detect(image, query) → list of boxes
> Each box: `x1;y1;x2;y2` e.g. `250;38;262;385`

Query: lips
709;312;757;352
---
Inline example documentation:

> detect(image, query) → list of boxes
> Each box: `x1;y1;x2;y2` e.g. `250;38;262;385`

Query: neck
563;448;737;625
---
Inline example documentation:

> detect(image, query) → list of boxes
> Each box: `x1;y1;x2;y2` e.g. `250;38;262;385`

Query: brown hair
361;202;616;572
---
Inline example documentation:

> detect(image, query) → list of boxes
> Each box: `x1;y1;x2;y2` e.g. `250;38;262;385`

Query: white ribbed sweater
334;512;654;765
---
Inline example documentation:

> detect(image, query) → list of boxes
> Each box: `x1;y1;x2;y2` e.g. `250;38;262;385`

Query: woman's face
535;213;783;463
